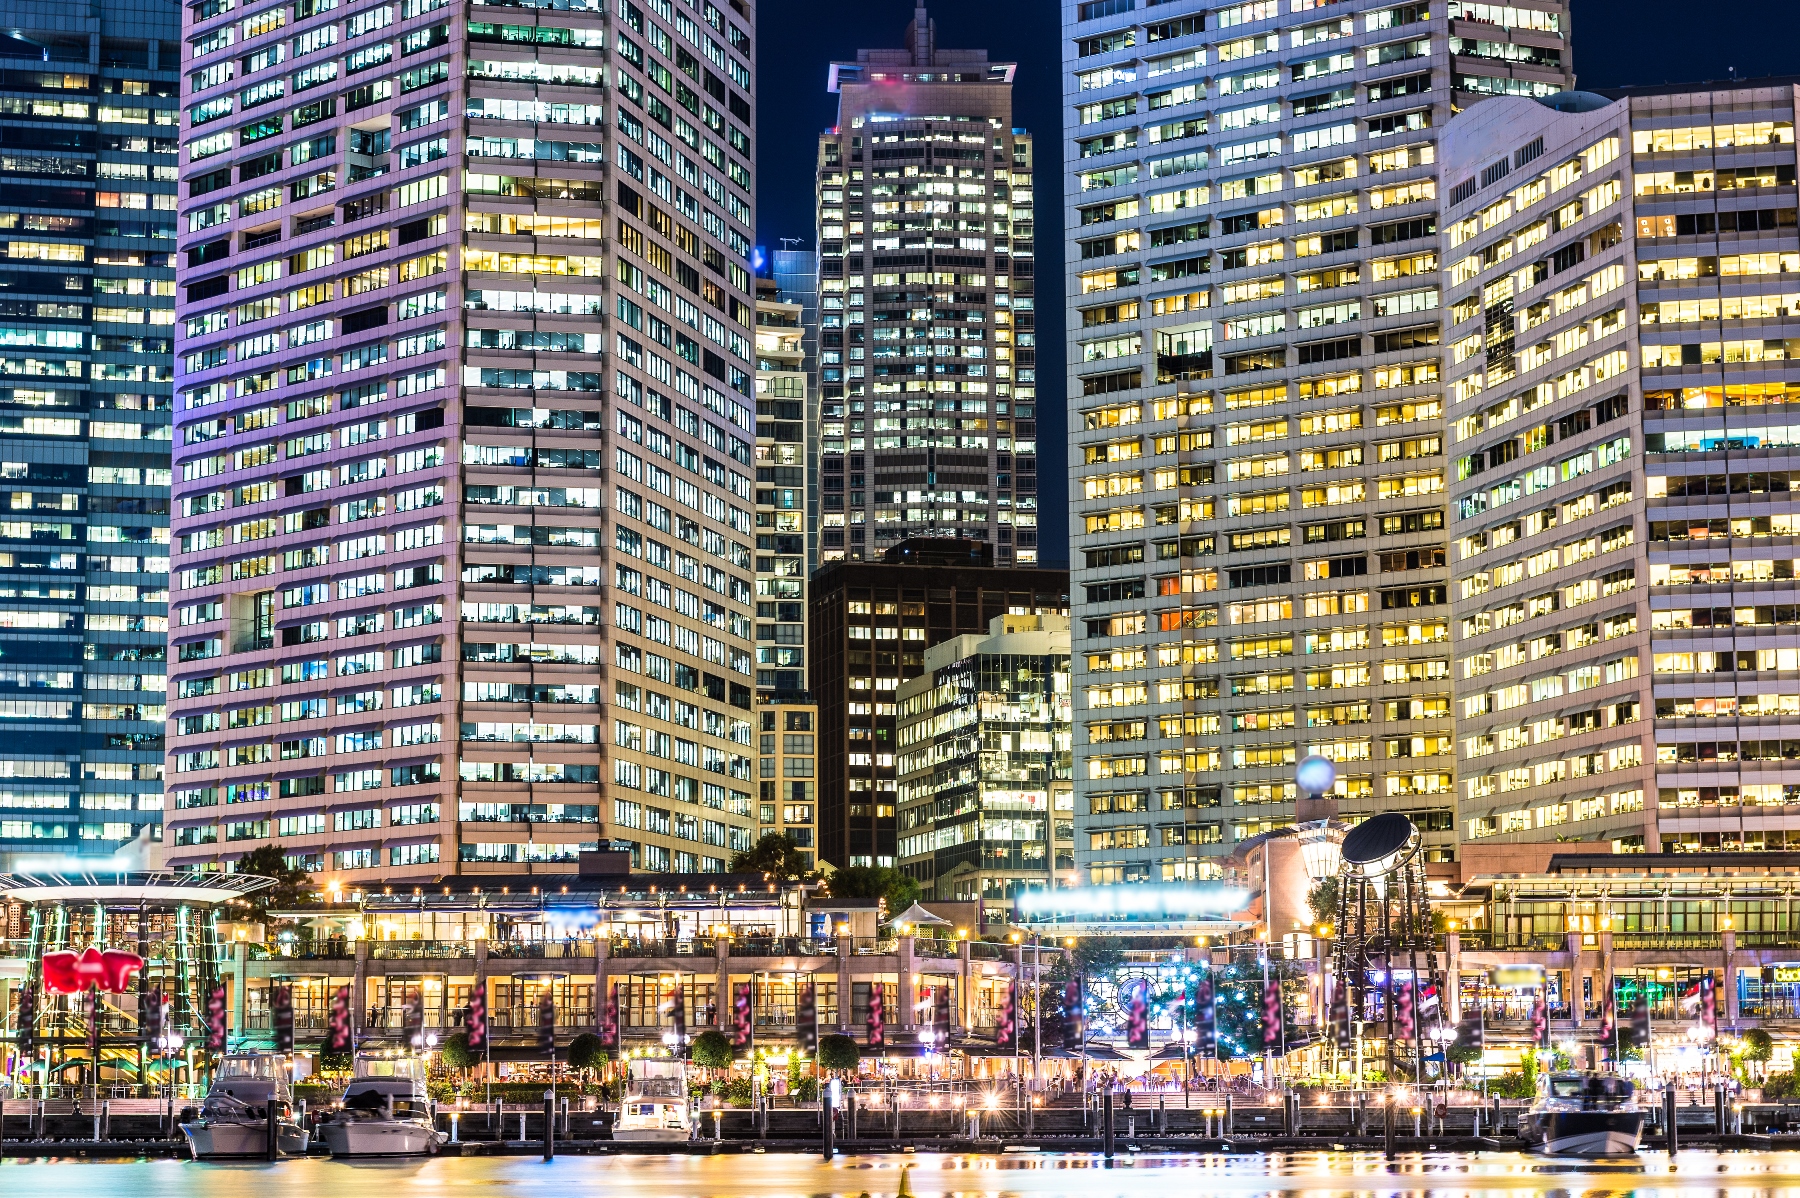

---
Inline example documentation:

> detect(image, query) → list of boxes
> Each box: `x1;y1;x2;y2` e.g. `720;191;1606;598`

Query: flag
464;978;486;1050
1262;978;1284;1051
1195;975;1215;1057
272;984;294;1053
996;979;1017;1049
598;982;620;1049
797;980;817;1052
733;981;754;1050
403;987;424;1048
1126;979;1149;1050
14;984;34;1051
1062;979;1084;1051
1393;976;1415;1044
206;983;228;1051
537;989;556;1054
865;985;885;1051
328;984;355;1053
142;989;165;1046
1330;974;1352;1054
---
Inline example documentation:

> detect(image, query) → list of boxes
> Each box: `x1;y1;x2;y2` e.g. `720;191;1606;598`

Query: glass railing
369;940;474;959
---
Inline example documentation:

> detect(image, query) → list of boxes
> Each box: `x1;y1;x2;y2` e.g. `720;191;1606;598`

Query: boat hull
181;1119;310;1159
1535;1110;1645;1156
612;1126;692;1142
319;1118;444;1157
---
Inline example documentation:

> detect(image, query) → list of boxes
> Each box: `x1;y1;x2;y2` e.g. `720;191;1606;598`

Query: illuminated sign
1490;964;1545;987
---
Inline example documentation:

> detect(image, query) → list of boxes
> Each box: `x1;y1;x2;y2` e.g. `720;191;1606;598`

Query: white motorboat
318;1055;446;1157
612;1057;692;1142
1519;1071;1645;1156
180;1052;310;1159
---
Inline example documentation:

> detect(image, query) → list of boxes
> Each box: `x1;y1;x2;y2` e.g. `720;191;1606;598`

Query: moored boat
1519;1071;1644;1156
180;1052;310;1159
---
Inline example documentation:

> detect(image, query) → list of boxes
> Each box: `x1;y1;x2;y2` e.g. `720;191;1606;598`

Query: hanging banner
1330;973;1353;1054
996;979;1018;1050
1125;979;1149;1050
537;989;557;1054
797;980;817;1053
14;984;35;1051
865;984;885;1051
1393;976;1415;1044
272;984;294;1053
1195;975;1216;1057
206;983;229;1052
933;984;952;1047
327;984;355;1053
1261;978;1284;1051
598;981;621;1050
662;978;686;1043
733;981;754;1050
1062;979;1084;1051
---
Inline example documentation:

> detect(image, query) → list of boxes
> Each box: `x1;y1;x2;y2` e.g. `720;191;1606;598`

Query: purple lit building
168;0;761;879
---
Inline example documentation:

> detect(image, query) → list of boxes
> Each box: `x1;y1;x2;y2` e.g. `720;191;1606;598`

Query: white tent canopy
888;902;952;927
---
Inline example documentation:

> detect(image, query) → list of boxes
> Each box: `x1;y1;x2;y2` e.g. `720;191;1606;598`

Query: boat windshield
216;1056;282;1081
354;1056;425;1081
630;1077;685;1098
1548;1077;1585;1098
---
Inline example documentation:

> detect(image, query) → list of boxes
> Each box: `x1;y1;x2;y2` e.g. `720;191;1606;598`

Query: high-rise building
0;0;179;865
816;4;1038;566
167;0;760;878
1442;83;1800;859
754;277;808;699
810;538;1067;869
769;247;822;573
896;613;1073;933
1064;0;1573;885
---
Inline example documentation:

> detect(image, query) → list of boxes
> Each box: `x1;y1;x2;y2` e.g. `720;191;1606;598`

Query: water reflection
9;1150;1800;1198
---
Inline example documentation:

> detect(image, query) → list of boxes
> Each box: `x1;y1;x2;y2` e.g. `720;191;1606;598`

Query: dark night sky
751;0;1800;565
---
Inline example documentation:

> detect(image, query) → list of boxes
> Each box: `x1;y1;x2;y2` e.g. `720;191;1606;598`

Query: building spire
907;2;933;66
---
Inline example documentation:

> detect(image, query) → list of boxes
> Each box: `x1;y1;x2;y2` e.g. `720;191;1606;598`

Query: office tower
896;613;1073;932
0;0;179;864
168;0;760;878
811;538;1067;869
1064;0;1573;885
752;274;817;863
816;4;1038;565
1443;83;1800;858
769;247;822;572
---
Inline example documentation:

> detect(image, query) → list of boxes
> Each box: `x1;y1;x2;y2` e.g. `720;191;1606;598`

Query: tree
441;1031;479;1071
1742;1028;1775;1063
690;1029;734;1070
1306;877;1338;929
318;1046;353;1075
828;865;920;916
817;1034;860;1073
566;1032;608;1072
235;844;316;920
730;832;810;880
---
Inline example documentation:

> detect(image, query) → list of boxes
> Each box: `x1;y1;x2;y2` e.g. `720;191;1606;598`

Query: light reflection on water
6;1151;1800;1198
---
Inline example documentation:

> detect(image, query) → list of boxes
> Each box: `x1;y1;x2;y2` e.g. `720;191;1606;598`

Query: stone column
231;939;248;1044
1723;927;1739;1025
898;934;916;1031
959;938;973;1031
715;937;731;1030
1444;930;1461;1021
837;931;853;1033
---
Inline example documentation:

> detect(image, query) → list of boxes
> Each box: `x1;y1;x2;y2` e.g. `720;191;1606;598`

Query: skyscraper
1063;0;1573;884
168;0;760;878
815;5;1039;566
1442;82;1800;859
0;0;179;865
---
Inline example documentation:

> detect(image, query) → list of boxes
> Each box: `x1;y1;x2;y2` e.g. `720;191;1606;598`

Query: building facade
896;613;1073;933
810;539;1068;871
166;0;761;879
815;4;1039;566
754;278;808;700
1442;83;1800;857
767;247;823;574
0;0;180;865
1063;0;1575;886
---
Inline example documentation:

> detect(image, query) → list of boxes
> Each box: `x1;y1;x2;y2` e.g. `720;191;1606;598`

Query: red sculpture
42;947;145;994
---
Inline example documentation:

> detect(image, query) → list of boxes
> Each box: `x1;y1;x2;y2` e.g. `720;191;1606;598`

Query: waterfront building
810;539;1067;870
0;0;180;864
896;614;1074;934
1063;0;1575;886
167;0;761;879
1441;82;1800;858
816;4;1039;565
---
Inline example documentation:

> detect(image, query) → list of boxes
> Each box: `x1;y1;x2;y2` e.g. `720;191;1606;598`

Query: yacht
612;1058;692;1142
1519;1071;1644;1156
180;1052;310;1159
318;1054;446;1156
